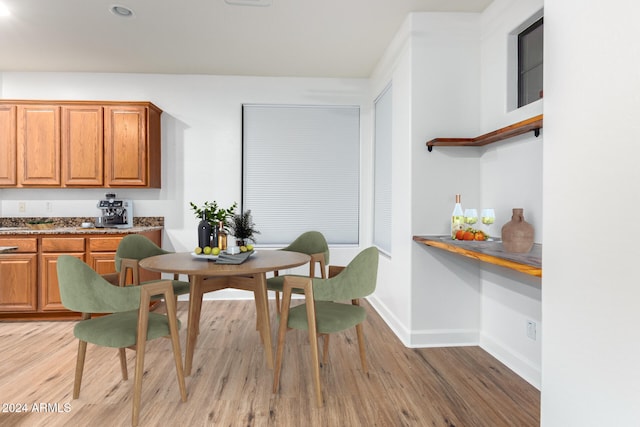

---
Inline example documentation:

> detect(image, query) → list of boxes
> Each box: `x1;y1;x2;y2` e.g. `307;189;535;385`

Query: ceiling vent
225;0;272;7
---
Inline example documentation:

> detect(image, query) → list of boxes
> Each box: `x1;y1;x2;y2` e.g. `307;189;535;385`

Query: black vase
198;214;211;248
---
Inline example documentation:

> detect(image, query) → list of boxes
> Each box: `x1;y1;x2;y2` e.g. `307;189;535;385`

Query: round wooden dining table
139;250;310;376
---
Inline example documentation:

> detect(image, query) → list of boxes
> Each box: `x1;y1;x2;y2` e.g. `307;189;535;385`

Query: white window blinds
242;104;360;245
373;85;392;254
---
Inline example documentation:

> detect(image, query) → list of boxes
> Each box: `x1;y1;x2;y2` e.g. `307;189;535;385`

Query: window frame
373;84;392;255
517;17;544;108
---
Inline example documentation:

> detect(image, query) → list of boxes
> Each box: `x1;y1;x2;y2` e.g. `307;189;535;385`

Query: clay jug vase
501;208;534;253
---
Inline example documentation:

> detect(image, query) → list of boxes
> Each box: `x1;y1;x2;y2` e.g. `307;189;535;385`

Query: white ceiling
0;0;492;78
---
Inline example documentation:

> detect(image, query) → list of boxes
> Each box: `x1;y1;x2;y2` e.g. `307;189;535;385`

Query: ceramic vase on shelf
501;208;534;253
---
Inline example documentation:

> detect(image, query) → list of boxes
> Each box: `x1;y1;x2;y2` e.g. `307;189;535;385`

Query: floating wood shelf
426;114;543;152
413;235;542;278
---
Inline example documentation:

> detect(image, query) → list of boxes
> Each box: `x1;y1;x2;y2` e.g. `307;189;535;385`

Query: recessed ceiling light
110;5;135;18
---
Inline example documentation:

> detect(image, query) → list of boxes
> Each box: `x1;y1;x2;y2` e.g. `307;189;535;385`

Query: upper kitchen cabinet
104;103;161;188
62;105;104;186
17;104;61;186
0;104;17;186
0;100;162;188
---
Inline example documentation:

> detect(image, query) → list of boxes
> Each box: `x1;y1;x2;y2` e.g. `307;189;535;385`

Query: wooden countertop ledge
413;235;542;278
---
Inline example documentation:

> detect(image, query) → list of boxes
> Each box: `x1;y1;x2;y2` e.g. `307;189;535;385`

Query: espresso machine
96;193;133;228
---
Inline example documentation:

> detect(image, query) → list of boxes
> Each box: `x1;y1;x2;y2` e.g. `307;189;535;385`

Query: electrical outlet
18;202;26;213
526;320;537;340
46;202;53;212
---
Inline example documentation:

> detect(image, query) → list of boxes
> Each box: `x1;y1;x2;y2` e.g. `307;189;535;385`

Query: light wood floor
0;300;540;426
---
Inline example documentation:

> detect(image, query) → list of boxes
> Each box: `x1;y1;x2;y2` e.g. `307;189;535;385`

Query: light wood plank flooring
0;300;539;426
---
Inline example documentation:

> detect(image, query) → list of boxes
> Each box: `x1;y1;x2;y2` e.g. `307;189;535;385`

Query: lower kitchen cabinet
0;229;161;320
40;237;86;311
0;238;38;312
87;235;122;275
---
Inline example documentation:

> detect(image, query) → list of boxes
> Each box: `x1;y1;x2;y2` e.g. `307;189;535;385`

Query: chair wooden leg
273;287;293;394
119;348;128;380
73;340;87;399
132;285;152;427
132;338;146;427
165;287;188;403
305;300;323;407
321;334;330;365
355;323;368;374
275;291;281;314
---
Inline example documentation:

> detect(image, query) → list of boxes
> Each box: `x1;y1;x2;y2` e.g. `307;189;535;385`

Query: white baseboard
367;295;540;389
366;295;412;345
367;295;479;347
479;332;541;390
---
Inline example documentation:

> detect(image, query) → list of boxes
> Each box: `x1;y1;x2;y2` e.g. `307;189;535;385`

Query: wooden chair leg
355;323;368;374
165;285;188;403
132;338;146;427
132;284;152;427
119;348;128;380
275;291;281;314
273;287;293;393
305;298;323;407
73;340;87;399
321;334;330;365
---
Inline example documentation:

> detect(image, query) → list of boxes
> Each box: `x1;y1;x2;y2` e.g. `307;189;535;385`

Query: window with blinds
373;85;392;254
242;104;360;245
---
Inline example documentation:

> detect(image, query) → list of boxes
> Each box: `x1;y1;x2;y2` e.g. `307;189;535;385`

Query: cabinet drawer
41;237;85;252
0;238;37;253
88;236;123;252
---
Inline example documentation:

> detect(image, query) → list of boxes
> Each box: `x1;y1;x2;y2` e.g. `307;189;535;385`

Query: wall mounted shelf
426;114;543;152
413;235;542;278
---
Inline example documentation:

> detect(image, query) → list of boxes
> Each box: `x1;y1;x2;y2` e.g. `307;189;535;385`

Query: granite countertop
0;217;164;236
0;226;163;236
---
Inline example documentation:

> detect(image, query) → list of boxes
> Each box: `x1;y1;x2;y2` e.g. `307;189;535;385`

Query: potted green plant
189;201;238;230
229;210;260;246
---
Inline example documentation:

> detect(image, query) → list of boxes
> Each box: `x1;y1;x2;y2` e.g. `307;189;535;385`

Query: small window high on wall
518;17;544;107
242;104;360;246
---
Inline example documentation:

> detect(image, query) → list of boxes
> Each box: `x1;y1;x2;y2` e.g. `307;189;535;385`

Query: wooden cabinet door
0;254;38;312
40;238;86;311
16;105;61;186
40;252;85;311
104;105;148;187
88;252;117;276
0;104;17;186
88;235;120;277
62;105;104;186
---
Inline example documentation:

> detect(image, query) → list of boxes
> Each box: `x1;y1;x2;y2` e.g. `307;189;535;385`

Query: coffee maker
96;193;133;228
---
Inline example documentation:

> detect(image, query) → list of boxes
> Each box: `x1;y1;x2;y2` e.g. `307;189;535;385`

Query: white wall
368;13;484;346
368;19;414;340
477;0;543;388
542;1;640;425
369;1;544;389
369;13;484;346
0;72;372;297
410;13;484;345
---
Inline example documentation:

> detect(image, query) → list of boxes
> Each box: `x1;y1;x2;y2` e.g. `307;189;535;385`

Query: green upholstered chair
272;246;379;407
57;255;187;427
115;234;190;306
267;231;330;313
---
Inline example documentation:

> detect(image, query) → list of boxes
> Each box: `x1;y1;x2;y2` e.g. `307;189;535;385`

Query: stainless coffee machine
96;193;133;228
